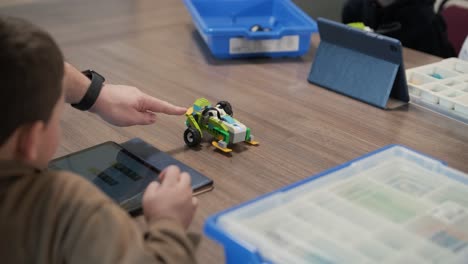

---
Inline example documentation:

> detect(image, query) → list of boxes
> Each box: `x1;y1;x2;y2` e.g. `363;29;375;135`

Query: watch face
91;70;106;82
81;69;92;79
83;70;105;82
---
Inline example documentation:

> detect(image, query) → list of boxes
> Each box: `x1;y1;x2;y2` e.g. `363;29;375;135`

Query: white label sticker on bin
229;35;299;54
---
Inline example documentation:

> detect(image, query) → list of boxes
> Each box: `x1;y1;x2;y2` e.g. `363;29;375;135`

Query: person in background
0;16;199;264
342;0;456;58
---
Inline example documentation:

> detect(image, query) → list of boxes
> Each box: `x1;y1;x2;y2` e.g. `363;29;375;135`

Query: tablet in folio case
49;138;213;213
308;18;409;109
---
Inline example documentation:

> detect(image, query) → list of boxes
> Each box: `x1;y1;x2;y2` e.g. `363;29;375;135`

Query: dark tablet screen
49;142;159;206
49;139;213;213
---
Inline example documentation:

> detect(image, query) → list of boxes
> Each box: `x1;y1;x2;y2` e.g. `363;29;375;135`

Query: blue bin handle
244;28;284;39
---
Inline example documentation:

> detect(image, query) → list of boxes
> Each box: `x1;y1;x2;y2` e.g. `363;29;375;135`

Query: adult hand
90;84;187;126
142;165;198;229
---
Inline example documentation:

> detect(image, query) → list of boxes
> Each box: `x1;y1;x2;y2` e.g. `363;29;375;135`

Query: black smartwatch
71;70;105;111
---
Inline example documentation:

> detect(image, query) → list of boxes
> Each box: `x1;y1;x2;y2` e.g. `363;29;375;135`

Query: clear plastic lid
218;146;468;263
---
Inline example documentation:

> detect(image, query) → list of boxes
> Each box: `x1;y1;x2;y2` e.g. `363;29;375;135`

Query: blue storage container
205;145;468;264
183;0;318;59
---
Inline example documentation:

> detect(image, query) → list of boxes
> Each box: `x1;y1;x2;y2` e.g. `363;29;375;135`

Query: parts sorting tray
183;0;317;59
406;58;468;124
205;145;468;264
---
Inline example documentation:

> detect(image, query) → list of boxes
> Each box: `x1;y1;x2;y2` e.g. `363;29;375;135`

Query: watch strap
71;70;105;111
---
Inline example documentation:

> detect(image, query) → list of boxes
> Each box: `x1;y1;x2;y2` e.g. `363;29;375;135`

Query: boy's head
0;17;64;168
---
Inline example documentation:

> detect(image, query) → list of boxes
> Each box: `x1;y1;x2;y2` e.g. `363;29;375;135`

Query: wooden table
2;0;468;262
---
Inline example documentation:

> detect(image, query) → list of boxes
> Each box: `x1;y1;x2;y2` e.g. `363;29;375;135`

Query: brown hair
0;16;64;146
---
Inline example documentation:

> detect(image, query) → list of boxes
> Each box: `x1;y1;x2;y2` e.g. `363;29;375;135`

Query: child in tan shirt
0;16;199;263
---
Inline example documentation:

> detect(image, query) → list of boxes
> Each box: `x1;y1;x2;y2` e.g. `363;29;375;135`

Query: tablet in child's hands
49;138;213;213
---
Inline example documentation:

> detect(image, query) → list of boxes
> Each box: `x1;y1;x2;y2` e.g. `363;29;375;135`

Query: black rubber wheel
216;101;233;116
184;127;201;147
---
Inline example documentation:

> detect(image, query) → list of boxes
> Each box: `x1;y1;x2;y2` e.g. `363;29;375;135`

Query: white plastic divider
407;58;468;123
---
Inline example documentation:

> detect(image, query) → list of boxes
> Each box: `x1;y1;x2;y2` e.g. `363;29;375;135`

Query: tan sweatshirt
0;160;199;264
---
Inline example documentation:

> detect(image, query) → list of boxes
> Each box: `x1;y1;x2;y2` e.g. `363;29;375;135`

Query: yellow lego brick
212;141;232;153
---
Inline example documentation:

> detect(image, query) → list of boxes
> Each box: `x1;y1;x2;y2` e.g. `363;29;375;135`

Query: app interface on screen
50;143;158;202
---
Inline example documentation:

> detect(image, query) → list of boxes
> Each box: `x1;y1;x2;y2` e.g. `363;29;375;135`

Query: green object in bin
348;22;373;32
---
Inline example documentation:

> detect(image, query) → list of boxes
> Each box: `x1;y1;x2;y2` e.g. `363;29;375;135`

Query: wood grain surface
1;0;467;262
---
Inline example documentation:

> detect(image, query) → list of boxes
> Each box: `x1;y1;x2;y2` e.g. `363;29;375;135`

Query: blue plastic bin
183;0;318;59
204;145;468;263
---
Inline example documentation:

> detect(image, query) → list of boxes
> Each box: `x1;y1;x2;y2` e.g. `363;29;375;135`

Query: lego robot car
183;98;258;153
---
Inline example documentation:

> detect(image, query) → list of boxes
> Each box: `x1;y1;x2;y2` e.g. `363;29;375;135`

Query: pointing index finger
142;96;187;115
